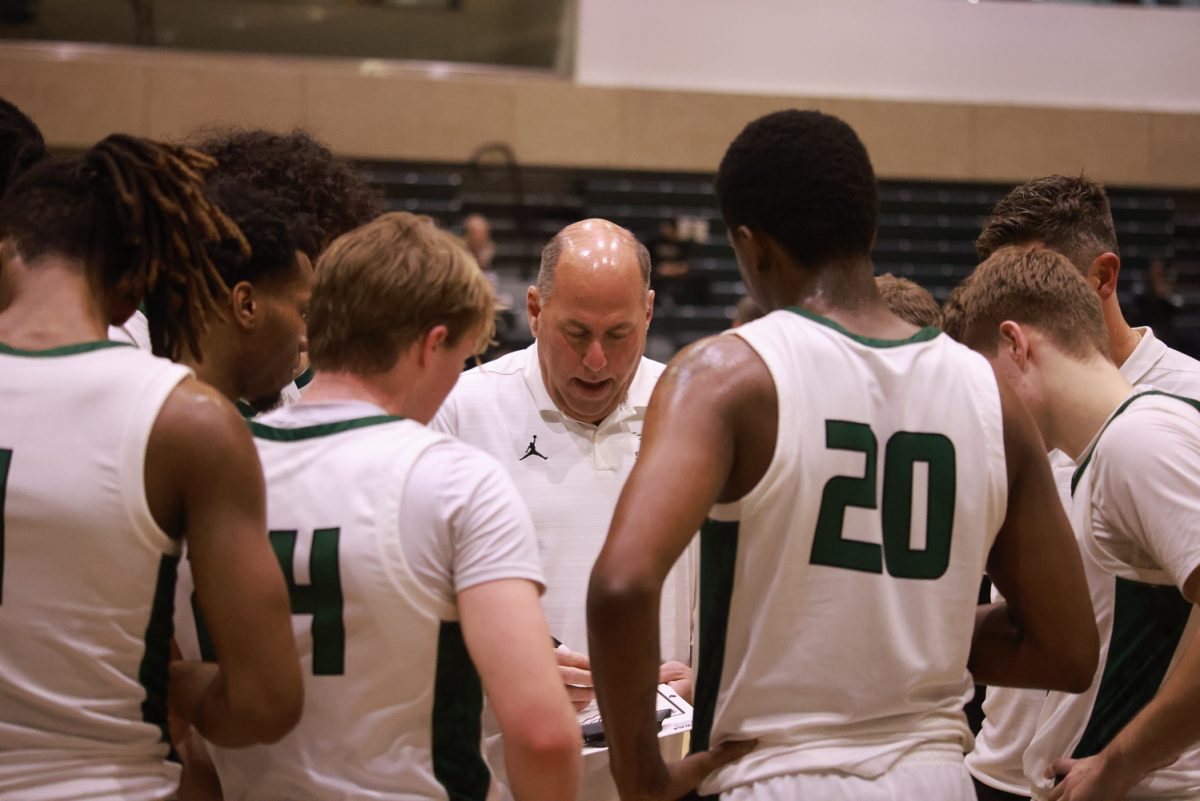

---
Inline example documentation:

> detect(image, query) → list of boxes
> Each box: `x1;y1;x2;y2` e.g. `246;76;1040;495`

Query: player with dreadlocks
0;134;303;800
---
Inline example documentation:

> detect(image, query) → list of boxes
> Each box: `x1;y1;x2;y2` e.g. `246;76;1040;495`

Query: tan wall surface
2;43;1198;188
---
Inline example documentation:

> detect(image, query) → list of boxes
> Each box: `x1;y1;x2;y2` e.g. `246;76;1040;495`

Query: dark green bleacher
356;159;1200;356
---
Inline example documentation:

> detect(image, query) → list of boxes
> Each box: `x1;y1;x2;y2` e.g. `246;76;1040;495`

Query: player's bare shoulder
655;332;774;413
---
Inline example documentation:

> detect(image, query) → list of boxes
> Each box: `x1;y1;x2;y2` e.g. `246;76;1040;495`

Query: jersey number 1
0;449;10;604
811;421;956;579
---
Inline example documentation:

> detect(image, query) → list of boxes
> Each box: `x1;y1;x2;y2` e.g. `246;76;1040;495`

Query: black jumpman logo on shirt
519;435;548;461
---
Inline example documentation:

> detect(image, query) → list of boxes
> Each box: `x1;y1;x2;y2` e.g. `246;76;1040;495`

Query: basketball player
587;110;1099;801
178;177;314;414
112;127;380;410
966;175;1200;801
943;246;1200;801
0;135;302;799
174;212;580;800
876;273;940;328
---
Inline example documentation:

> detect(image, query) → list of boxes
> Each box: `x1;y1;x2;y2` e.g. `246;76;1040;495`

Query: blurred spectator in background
731;295;764;328
1133;259;1198;355
649;218;707;307
876;273;940;327
464;213;496;271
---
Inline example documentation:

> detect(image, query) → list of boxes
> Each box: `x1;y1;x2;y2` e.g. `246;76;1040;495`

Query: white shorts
722;746;974;801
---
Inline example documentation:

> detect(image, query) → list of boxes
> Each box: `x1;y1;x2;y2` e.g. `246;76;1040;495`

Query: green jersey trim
1072;577;1191;758
432;621;490;801
248;415;404;442
690;520;739;762
294;365;315;390
1072;390;1200;496
139;554;180;746
0;340;131;357
786;306;940;348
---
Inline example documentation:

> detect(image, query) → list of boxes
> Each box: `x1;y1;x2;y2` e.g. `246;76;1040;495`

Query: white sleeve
400;440;544;607
1090;404;1200;591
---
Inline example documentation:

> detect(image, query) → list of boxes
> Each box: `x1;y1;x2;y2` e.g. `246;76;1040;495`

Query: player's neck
181;332;244;404
779;257;919;340
1045;356;1134;461
0;256;109;348
301;371;410;417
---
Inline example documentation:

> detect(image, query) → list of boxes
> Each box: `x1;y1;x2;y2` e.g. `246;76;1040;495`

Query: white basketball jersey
1025;391;1200;800
174;411;496;800
693;309;1008;796
0;341;190;801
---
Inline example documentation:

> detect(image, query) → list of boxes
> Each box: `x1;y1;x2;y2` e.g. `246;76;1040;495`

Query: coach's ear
1087;252;1121;301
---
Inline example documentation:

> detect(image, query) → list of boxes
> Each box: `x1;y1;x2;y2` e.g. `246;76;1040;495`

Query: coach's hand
659;661;694;705
555;645;595;712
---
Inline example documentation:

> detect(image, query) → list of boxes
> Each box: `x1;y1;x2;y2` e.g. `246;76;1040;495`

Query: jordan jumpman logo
519;435;548;461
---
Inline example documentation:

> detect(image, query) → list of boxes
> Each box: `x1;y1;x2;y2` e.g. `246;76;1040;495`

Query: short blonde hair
941;245;1108;359
309;212;496;374
875;274;940;328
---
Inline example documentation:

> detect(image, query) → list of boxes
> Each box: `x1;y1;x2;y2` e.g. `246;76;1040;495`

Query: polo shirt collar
520;341;645;427
1120;326;1167;385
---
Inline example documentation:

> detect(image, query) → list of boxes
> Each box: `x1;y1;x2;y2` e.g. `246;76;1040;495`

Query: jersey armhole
119;362;191;558
374;431;459;621
709;329;794;523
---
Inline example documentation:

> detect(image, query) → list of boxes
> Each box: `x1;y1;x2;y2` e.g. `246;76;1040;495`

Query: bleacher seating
354;159;1200;358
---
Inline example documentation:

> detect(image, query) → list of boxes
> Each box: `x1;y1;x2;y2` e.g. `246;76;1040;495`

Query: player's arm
1048;414;1200;801
459;579;580;801
146;378;303;747
588;337;760;801
414;442;580;801
970;370;1099;693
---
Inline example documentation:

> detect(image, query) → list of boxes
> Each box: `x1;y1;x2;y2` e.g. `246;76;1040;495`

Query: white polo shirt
968;326;1200;797
433;343;696;664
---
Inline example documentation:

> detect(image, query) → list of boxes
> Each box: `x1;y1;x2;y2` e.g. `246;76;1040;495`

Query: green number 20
811;421;956;580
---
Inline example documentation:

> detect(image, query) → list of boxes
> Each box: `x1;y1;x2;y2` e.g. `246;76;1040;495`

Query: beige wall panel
304;73;518;161
0;50;146;147
510;81;624;167
820;99;973;181
613;90;793;172
971;106;1151;187
1147;114;1200;188
146;58;306;141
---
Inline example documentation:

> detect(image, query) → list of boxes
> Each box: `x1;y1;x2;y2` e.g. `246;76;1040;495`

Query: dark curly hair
976;175;1118;272
716;109;878;267
0;98;46;198
205;175;311;289
195;128;381;257
0;135;243;360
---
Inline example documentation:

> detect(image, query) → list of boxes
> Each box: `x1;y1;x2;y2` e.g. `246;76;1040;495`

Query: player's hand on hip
1046;753;1137;801
656;739;757;801
658;660;694;704
555;645;595;711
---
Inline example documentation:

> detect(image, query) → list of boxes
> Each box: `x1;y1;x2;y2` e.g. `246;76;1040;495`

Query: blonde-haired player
174;212;580;800
944;246;1200;801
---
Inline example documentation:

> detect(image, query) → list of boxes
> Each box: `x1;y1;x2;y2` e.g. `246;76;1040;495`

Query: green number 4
811;421;956;580
0;449;10;604
194;527;345;675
